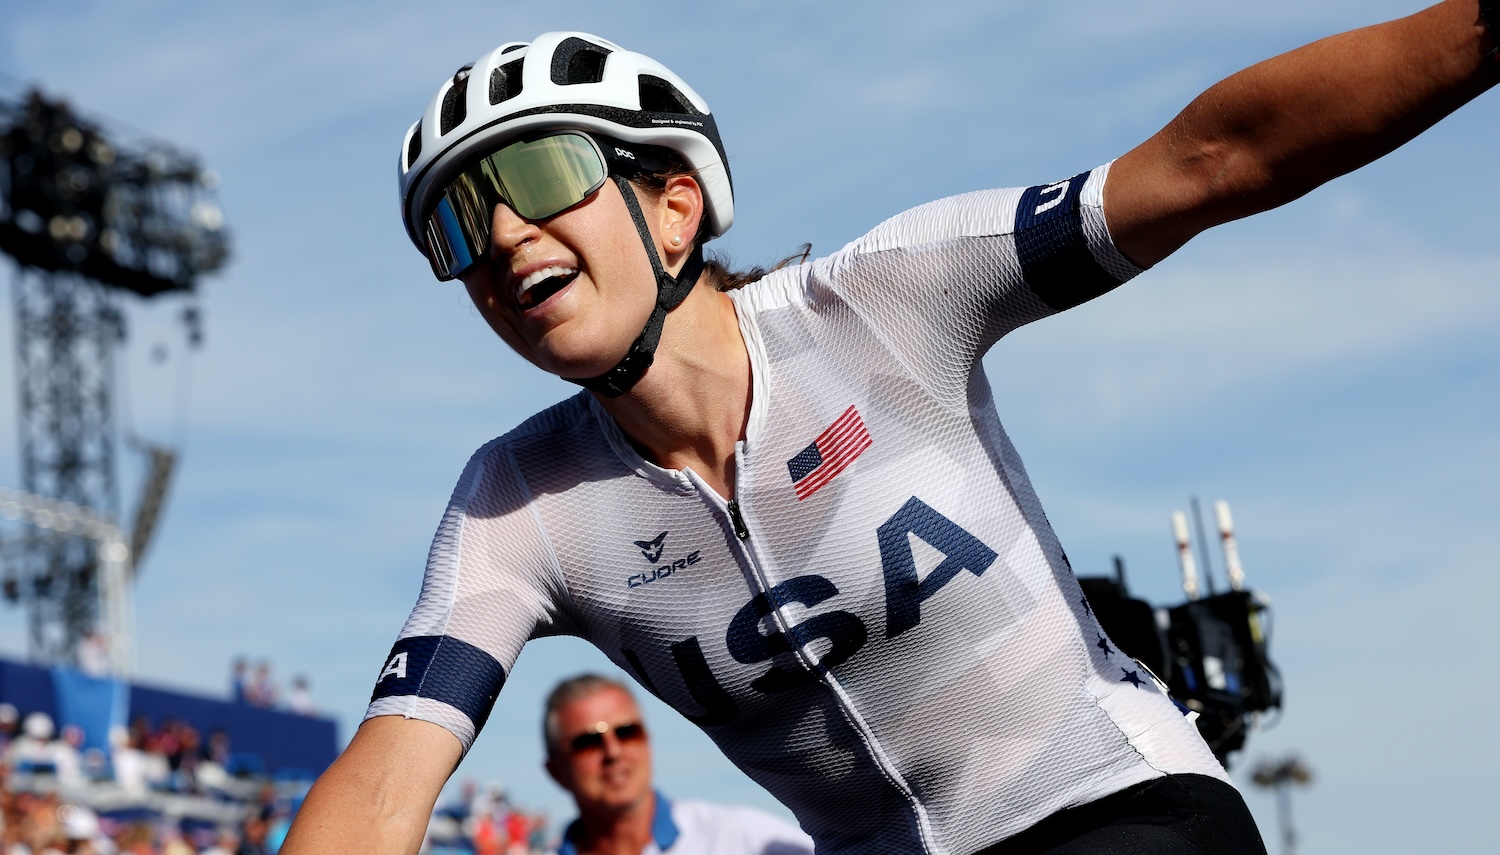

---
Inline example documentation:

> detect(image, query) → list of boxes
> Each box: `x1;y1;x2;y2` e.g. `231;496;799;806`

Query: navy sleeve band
1015;171;1124;311
370;634;507;731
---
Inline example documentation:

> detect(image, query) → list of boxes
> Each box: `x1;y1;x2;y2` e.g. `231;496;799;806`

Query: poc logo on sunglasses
614;147;636;160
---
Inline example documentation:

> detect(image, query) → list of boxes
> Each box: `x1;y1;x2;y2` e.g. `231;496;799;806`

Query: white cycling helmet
398;31;733;266
398;33;734;397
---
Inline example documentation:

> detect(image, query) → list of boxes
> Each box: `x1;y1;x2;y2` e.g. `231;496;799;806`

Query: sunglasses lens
426;171;493;279
569;731;606;754
566;721;646;755
489;133;607;221
424;132;607;280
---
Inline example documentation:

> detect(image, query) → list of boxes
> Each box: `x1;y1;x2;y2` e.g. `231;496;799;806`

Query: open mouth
515;265;579;311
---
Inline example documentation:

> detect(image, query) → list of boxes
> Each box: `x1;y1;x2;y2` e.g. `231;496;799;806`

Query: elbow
1107;125;1305;267
1166;135;1285;227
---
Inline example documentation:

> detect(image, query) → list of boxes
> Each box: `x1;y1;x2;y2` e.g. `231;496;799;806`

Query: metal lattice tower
11;267;121;661
1;86;228;669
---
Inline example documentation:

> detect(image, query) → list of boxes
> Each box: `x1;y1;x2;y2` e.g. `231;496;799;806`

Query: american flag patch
787;405;872;501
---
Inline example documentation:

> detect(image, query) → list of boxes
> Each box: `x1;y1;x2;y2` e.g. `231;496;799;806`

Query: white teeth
515;265;577;300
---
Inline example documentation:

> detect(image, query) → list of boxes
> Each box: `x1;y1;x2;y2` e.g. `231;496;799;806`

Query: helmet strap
565;175;704;397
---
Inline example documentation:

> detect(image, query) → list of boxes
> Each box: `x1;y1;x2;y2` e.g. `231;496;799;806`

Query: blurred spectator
54;726;86;789
6;708;84;780
230;658;248;704
0;703;19;752
127;717;151;752
543;674;811;855
239;812;272;855
58;803;105;855
201;826;240;855
505;808;531;855
244;662;277;709
468;780;506;825
74;633;110;679
161;827;195;855
286;676;314;716
18;790;64;852
0;703;556;854
207;729;232;766
117;822;156;854
110;724;149;794
164;720;203;792
435;779;476;824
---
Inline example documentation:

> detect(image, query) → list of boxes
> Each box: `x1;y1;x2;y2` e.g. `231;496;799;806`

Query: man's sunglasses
566;720;647;756
424;130;664;281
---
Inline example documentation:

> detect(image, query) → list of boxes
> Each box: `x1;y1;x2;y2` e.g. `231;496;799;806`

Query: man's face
546;687;653;817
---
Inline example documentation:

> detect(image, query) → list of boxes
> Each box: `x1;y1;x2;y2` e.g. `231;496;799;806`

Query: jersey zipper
691;476;940;853
726;499;750;541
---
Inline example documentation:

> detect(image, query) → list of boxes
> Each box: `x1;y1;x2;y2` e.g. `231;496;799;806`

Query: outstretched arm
280;715;462;855
1107;0;1500;268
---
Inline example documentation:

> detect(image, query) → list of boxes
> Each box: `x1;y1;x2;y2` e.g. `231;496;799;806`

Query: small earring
670;235;683;247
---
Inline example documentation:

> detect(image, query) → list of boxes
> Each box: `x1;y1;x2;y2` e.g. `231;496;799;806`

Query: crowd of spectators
0;703;296;854
227;661;312;717
0;703;560;854
425;780;554;855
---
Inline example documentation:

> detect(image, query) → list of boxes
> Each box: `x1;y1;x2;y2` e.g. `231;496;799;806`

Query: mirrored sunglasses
424;131;610;281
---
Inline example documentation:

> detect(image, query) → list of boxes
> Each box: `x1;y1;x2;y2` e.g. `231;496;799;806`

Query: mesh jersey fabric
365;164;1230;855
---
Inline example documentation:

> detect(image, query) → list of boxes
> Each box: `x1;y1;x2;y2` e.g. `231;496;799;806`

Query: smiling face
544;685;653;819
458;177;679;381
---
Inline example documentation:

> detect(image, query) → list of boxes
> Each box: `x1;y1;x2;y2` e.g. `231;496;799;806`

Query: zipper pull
727;500;750;541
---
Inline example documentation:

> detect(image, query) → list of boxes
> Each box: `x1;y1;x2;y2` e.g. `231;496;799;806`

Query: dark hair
703;242;813;290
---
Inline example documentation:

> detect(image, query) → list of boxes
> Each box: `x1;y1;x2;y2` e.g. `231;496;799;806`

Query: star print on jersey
1096;635;1112;657
787;405;872;501
1121;669;1144;688
1080;595;1093;616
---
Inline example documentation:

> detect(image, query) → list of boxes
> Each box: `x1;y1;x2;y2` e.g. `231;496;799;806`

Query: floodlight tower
0;87;228;669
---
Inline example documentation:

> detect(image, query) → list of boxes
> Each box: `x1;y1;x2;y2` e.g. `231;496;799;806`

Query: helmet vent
439;65;472;135
489;59;524;105
501;43;525;55
551;37;611;85
406;120;422;168
638;75;697;115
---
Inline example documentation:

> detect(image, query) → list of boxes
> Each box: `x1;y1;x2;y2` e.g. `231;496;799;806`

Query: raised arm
1107;0;1500;267
280;715;462;855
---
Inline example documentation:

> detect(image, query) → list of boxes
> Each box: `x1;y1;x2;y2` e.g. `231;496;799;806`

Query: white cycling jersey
366;164;1229;855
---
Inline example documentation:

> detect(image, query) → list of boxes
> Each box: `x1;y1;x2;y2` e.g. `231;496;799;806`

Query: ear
657;174;704;264
544;754;568;789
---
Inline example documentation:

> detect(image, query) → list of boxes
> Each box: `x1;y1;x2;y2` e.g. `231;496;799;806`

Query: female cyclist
284;4;1498;853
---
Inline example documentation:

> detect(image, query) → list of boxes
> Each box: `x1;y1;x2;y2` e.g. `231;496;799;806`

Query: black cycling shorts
973;773;1268;855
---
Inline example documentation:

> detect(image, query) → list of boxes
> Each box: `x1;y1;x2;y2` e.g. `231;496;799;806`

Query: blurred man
545;675;813;855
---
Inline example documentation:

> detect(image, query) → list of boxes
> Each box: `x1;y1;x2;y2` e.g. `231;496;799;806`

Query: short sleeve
815;163;1142;402
363;440;576;752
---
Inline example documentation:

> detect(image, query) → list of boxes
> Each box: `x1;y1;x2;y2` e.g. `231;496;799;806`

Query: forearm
281;716;460;855
1111;0;1500;266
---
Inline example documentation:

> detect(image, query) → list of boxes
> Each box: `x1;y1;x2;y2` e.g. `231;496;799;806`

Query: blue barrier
0;657;336;776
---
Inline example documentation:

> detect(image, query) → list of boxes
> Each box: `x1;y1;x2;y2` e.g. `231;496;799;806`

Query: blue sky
3;0;1498;850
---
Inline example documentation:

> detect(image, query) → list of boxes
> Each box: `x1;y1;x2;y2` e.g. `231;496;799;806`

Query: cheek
462;274;500;315
462;275;517;339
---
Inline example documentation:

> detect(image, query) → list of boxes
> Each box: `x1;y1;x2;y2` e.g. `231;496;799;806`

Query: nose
489;201;540;256
598;731;624;761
